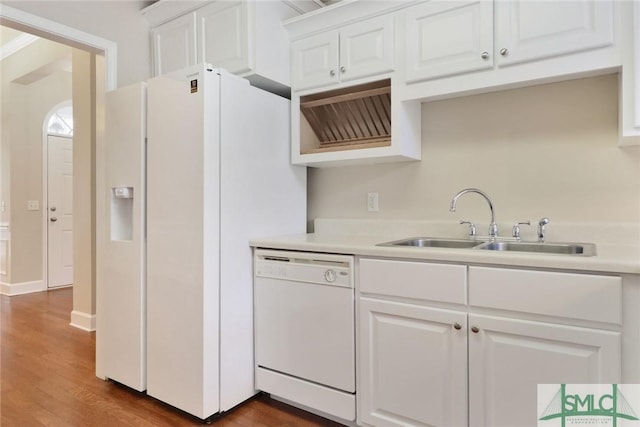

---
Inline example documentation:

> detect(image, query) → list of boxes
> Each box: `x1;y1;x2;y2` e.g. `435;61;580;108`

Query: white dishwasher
254;249;355;422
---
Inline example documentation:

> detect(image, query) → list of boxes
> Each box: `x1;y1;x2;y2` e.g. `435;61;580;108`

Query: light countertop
250;220;640;275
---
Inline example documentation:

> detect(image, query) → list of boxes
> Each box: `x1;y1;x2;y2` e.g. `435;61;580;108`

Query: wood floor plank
1;288;343;426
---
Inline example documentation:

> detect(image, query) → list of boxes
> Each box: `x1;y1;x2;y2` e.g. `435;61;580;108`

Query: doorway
45;105;74;289
46;134;73;288
1;5;116;338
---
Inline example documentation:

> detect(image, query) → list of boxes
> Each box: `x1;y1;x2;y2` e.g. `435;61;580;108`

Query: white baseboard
0;280;46;296
70;310;96;332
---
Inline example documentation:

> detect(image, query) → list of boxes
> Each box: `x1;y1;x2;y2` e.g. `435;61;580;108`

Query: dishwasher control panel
254;249;354;288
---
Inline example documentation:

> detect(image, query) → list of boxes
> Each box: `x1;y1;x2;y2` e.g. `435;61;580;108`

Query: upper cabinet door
405;0;494;83
152;13;197;76
339;15;394;83
495;0;614;67
291;31;339;91
196;1;250;75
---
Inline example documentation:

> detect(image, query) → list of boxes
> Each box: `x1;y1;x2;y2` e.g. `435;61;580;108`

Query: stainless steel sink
378;236;597;256
476;241;597;256
378;237;483;249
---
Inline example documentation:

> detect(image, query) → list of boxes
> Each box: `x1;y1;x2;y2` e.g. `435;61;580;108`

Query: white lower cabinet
359;298;467;427
358;259;622;427
468;314;620;427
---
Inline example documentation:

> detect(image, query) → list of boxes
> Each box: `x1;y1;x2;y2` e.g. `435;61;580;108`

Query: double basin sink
378;237;596;256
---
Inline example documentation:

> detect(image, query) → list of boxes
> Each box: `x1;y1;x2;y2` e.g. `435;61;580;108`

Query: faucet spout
450;188;498;238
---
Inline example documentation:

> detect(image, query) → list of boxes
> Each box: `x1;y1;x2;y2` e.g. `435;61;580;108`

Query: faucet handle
538;217;550;242
459;220;477;239
512;221;531;240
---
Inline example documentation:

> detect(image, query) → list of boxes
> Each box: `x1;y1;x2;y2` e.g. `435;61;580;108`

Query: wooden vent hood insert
300;79;391;154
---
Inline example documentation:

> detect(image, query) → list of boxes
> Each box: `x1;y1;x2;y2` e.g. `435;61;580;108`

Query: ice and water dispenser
111;186;134;241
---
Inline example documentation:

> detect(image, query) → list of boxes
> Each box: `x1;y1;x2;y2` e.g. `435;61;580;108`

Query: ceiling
0;26;25;46
0;25;72;85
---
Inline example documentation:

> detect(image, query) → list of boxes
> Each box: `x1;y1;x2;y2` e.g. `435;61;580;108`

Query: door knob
50;217;58;222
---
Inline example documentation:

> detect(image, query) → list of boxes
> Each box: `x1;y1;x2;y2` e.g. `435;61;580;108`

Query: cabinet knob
340;66;346;73
471;326;480;333
50;217;58;222
329;69;336;77
499;48;508;56
453;323;462;330
481;51;489;60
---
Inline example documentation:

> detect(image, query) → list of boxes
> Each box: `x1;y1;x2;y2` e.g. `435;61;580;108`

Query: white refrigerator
99;64;306;420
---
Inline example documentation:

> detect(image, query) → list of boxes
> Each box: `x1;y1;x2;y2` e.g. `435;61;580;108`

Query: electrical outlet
367;192;379;212
27;200;40;211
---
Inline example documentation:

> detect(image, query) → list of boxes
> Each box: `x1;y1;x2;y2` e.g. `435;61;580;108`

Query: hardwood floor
1;288;343;426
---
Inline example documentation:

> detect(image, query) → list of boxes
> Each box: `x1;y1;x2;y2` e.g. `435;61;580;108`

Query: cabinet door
468;314;621;427
152;13;197;76
359;298;467;427
291;31;339;91
405;0;493;83
339;15;394;83
196;1;250;74
495;0;614;67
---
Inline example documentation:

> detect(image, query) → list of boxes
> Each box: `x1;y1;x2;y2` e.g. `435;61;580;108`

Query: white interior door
47;135;73;288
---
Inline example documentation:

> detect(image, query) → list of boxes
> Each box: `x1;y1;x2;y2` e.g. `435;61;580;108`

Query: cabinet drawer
359;258;466;304
469;267;621;325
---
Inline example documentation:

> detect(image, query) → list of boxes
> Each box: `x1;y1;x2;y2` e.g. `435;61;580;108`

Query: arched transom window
47;105;73;136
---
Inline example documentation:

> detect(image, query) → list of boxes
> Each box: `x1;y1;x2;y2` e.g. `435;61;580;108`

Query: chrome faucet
449;188;498;239
537;217;550;242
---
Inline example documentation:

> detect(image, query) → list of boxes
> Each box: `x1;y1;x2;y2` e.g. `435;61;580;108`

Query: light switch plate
27;200;40;211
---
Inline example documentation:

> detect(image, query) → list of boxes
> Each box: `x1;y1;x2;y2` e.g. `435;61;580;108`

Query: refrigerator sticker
190;79;198;93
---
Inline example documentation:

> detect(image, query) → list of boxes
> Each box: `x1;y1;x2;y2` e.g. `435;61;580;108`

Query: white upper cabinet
495;0;614;67
405;0;494;82
339;16;395;84
291;14;394;92
151;13;197;76
196;2;250;75
145;0;307;95
404;0;616;84
290;31;339;91
621;0;640;145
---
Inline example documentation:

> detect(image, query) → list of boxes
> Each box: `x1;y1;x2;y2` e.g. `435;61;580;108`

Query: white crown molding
283;0;419;39
0;32;39;61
